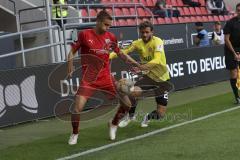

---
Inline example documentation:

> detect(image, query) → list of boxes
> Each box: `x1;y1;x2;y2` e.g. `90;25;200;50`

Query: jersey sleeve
71;31;84;53
109;40;137;60
148;39;164;65
108;33;120;54
122;40;137;54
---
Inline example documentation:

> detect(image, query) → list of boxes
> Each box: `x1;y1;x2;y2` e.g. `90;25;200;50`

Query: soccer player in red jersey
67;10;132;145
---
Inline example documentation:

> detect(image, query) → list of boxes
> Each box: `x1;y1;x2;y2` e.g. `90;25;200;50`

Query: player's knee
130;86;142;97
119;95;132;108
73;107;80;114
73;105;84;113
155;95;168;106
129;96;138;107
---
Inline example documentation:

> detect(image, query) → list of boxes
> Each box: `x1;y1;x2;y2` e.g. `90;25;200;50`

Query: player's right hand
130;66;141;74
234;52;240;61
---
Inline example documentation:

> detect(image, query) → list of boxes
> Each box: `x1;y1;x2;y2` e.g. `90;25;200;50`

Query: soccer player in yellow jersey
109;21;173;133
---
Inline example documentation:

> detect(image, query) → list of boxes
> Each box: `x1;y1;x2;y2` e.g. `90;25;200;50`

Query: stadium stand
74;0;235;26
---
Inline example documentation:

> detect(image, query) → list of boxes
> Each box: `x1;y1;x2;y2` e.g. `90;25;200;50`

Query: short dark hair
96;10;112;22
195;22;203;26
139;21;153;31
214;21;221;25
236;3;240;9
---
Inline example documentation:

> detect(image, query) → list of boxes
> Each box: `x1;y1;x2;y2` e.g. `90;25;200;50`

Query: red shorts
76;76;117;100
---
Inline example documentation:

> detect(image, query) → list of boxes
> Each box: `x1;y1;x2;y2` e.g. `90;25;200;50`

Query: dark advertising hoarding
0;23;228;127
0;45;227;127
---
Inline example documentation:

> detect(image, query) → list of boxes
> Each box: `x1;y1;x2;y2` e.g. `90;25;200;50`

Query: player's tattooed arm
119;51;141;66
67;49;77;77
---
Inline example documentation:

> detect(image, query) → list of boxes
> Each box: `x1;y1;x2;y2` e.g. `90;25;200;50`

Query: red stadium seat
213;15;219;21
171;0;177;6
114;8;123;16
132;0;140;3
198;0;206;6
137;7;146;17
190;16;197;22
101;0;108;3
145;10;152;17
189;7;197;15
196;16;203;22
157;17;165;24
137;18;143;24
106;8;113;15
122;8;130;16
202;16;209;22
96;8;103;14
164;17;172;23
178;7;185;15
127;19;136;25
81;9;88;17
177;0;184;6
153;18;158;24
178;17;186;23
207;15;214;21
184;16;191;23
218;15;224;21
117;0;124;3
89;9;97;17
195;7;202;15
200;7;208;15
118;19;128;26
104;0;116;3
183;7;190;15
139;0;147;6
166;0;171;5
114;21;119;26
146;0;154;7
171;17;179;23
130;8;137;15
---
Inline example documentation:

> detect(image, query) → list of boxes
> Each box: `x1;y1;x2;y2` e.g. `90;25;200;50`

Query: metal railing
0;1;155;69
51;3;155;28
16;2;155;31
0;25;62;67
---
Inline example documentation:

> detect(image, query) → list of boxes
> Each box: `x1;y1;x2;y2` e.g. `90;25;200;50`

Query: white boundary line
57;105;240;160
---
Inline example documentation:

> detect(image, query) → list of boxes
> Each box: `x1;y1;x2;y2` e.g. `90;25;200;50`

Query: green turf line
79;108;240;160
0;81;231;150
0;91;237;160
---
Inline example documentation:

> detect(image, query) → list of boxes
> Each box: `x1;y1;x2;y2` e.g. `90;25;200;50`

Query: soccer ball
116;78;134;95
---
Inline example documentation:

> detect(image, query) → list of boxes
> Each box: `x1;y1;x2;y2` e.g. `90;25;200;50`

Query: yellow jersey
110;36;170;82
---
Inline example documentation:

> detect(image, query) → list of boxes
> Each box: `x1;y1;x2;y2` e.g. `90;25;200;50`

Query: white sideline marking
57;105;240;160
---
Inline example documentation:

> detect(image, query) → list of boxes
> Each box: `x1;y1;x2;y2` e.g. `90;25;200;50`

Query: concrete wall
0;9;17;32
14;32;52;67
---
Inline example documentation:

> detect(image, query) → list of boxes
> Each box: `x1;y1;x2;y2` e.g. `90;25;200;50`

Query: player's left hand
139;65;149;71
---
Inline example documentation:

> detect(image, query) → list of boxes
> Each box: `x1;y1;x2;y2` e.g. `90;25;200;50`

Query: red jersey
71;29;119;83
